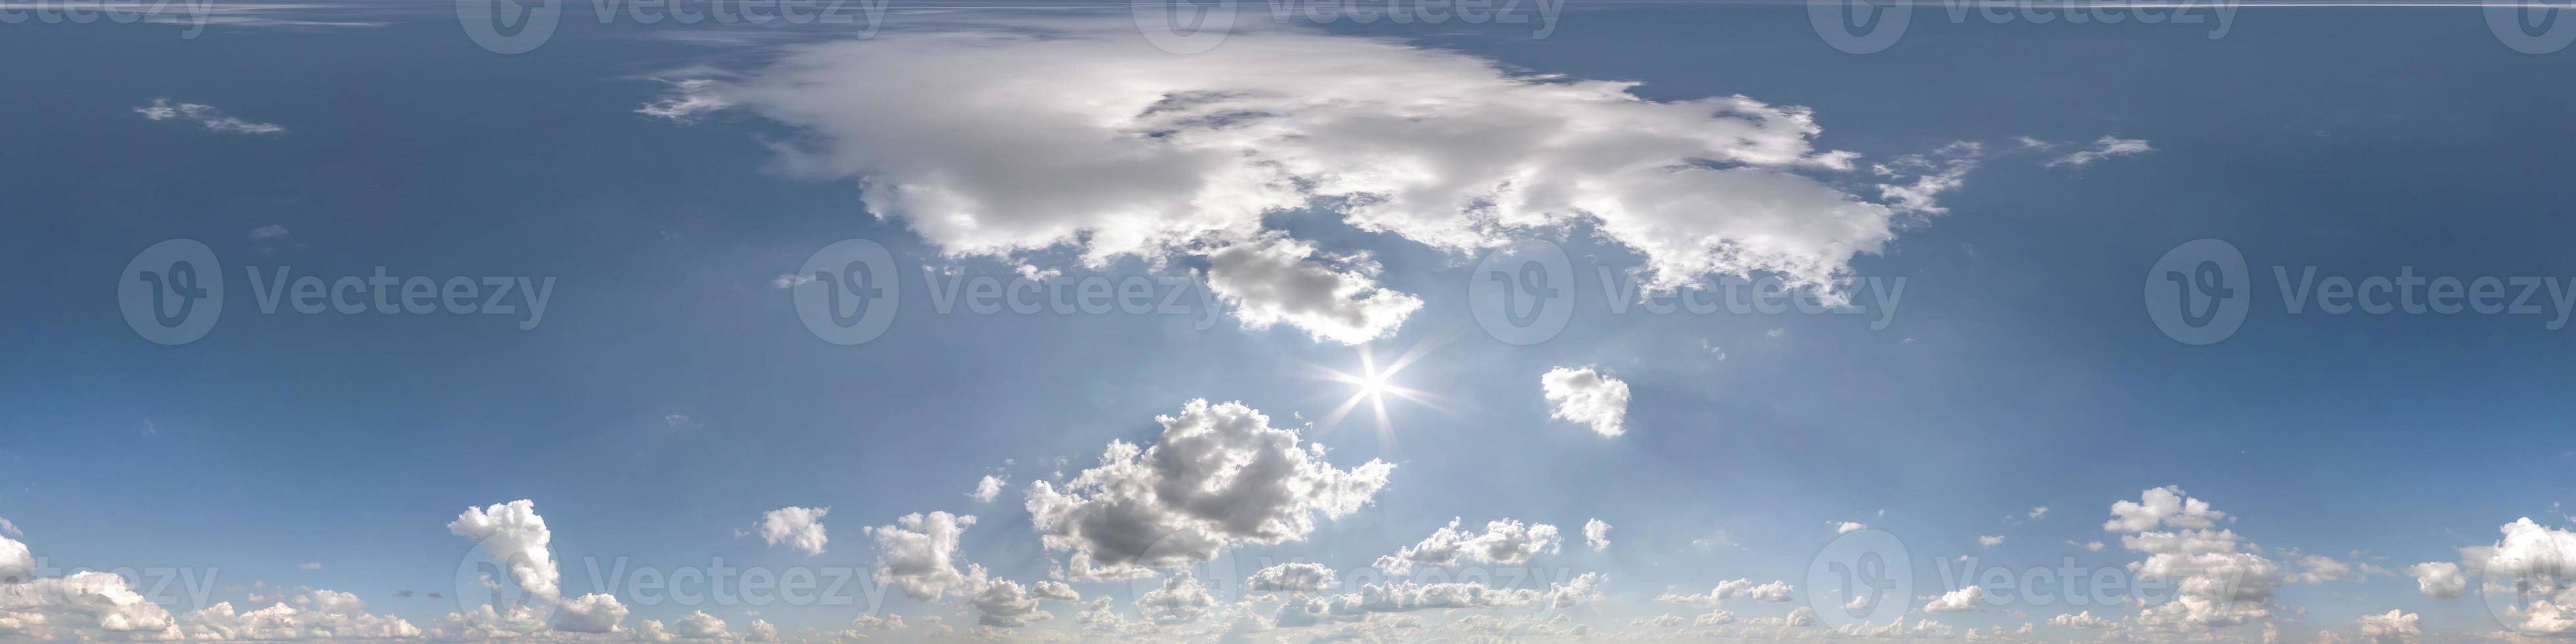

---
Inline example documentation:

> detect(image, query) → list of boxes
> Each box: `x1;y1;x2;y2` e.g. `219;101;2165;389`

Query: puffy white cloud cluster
0;532;28;583
1540;367;1631;438
2355;609;2420;643
1138;570;1219;624
964;566;1059;628
2405;561;2465;599
1026;399;1394;580
175;589;423;641
0;571;179;638
1203;233;1423;344
2105;488;2279;632
759;505;831;556
866;511;979;601
647;25;1968;342
1922;585;1985;612
1247;563;1338;593
547;593;628;633
1583;518;1611;552
1656;578;1795;607
2103;486;2228;532
0;529;430;641
2049;610;2116;629
969;474;1005;504
2454;517;2576;635
448;499;562;602
1374;517;1564;575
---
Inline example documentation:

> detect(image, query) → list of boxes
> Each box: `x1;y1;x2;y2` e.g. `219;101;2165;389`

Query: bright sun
1313;343;1442;444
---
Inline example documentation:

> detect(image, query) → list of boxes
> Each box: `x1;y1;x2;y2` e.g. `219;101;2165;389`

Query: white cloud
1979;535;2004;548
965;566;1058;628
249;225;290;240
746;618;777;642
1657;579;1795;606
1835;521;1869;534
1026;399;1392;580
2405;561;2464;599
446;499;561;601
1138;570;1218;624
2049;610;2115;629
2297;554;2359;584
177;588;419;641
133;98;286;135
1540;367;1630;438
547;593;627;633
1202;233;1421;344
2046;136;2153;168
1584;518;1611;552
2356;609;2420;643
2104;486;2227;532
867;511;978;601
759;506;830;556
1247;563;1337;593
0;534;30;583
1923;586;1985;612
969;474;1006;504
1374;517;1563;574
2459;517;2576;634
673;610;729;639
2029;507;2050;519
650;26;1967;346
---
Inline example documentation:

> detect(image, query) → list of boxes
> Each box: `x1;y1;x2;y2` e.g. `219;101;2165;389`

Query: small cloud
969;474;1006;503
1978;536;2004;548
298;563;323;570
772;273;816;289
250;225;290;240
1765;328;1784;338
664;414;697;429
391;589;414;598
2028;507;2049;519
2045;136;2152;168
1833;521;1868;534
134;98;287;135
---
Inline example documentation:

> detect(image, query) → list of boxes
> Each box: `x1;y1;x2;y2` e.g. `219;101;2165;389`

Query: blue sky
5;1;2576;642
